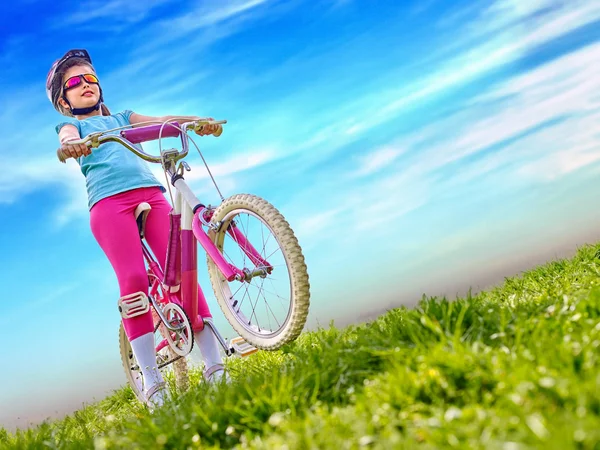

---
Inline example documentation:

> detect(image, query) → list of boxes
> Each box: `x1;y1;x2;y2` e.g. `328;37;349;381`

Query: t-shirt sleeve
55;118;81;135
120;109;134;124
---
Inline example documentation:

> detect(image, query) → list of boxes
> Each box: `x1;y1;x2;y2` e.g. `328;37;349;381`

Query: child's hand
61;140;91;158
195;118;223;137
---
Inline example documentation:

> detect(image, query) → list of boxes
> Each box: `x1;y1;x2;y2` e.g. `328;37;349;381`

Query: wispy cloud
57;0;173;26
294;207;346;243
275;0;599;170
352;145;406;178
212;30;599;252
340;0;600;138
157;0;271;33
0;155;78;202
0;283;80;327
131;0;275;55
406;40;600;185
283;26;600;249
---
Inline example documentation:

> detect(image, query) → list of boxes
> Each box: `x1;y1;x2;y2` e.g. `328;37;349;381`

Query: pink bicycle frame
149;184;272;333
121;122;272;335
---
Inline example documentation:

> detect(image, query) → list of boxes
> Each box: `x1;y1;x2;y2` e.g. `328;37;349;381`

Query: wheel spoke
264;245;282;261
247;282;290;304
229;281;247;300
262;224;273;255
248;287;261;329
254;277;282;330
234;282;251;313
260;221;267;258
245;283;288;330
256;276;275;332
222;246;238;266
267;276;288;309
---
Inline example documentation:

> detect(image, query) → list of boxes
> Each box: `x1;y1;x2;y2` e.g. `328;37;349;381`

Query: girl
46;49;227;409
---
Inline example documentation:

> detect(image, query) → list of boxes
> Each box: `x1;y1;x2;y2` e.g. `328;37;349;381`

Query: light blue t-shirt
55;110;166;209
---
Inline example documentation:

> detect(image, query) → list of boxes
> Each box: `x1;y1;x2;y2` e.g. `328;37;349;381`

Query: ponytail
101;104;111;116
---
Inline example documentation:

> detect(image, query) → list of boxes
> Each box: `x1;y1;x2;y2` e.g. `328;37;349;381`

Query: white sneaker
144;381;168;411
203;363;231;384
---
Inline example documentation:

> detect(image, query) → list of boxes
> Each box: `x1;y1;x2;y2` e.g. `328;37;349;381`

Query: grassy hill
2;244;600;449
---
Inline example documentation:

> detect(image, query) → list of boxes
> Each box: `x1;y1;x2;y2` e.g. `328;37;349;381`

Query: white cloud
58;0;173;26
283;161;434;252
447;111;600;188
353;145;405;177
129;0;274;54
348;3;595;156
338;0;600;140
181;0;599;187
294;207;346;243
160;0;270;32
411;40;600;182
351;183;429;232
333;38;599;189
186;148;277;181
0;155;79;202
0;152;91;228
145;144;277;182
262;30;600;250
285;19;600;248
518;148;600;182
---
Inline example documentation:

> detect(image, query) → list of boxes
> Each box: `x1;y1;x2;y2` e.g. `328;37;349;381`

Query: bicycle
57;119;311;402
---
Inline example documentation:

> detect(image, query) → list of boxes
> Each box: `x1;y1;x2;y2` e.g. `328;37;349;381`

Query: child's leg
142;188;225;377
90;190;165;399
90;191;154;338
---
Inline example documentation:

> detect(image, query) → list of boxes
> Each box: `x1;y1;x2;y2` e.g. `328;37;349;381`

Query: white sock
129;332;164;392
194;319;223;369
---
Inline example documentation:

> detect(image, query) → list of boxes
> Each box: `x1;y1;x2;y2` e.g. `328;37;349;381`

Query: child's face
61;64;101;112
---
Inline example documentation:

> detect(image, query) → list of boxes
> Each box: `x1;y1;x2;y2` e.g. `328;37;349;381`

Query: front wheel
207;194;310;350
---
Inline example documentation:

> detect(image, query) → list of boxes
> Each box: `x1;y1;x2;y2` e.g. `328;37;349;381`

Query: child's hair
51;57;111;117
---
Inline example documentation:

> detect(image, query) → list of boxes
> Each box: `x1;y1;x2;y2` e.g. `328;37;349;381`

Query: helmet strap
70;101;102;115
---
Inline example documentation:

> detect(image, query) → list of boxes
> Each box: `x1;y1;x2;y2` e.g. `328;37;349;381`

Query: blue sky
2;0;600;431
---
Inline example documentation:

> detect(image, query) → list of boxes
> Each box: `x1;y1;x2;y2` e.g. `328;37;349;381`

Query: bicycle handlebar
56;119;227;164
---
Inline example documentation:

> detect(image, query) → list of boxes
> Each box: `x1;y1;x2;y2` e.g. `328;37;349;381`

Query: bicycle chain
129;353;182;372
157;353;183;369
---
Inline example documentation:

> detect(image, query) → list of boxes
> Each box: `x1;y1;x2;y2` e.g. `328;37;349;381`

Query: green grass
2;243;600;449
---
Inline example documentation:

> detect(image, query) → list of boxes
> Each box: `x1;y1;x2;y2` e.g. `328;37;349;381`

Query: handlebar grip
121;122;182;144
194;119;226;137
56;136;94;162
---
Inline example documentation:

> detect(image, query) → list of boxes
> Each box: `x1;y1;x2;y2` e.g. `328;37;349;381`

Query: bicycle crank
202;318;258;357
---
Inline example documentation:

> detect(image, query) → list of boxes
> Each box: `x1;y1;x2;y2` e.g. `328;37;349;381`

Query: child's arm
57;124;91;157
129;113;222;136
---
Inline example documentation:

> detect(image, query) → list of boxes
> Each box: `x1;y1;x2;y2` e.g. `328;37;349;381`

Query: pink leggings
90;186;211;341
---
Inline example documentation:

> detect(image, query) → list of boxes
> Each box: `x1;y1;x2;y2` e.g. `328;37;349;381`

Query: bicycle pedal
230;336;258;357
